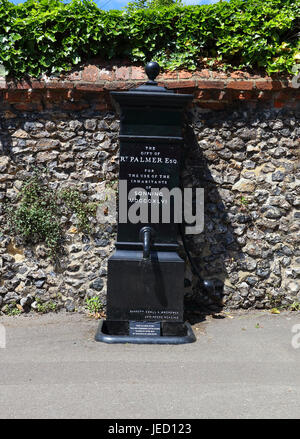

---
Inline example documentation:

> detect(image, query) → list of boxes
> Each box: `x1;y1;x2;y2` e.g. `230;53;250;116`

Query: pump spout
143;229;151;259
139;227;154;259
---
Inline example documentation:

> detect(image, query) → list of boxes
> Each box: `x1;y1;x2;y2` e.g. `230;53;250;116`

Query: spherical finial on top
145;61;160;82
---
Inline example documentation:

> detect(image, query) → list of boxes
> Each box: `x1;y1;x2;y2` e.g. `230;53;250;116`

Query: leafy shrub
6;173;98;257
7;175;62;255
0;0;299;77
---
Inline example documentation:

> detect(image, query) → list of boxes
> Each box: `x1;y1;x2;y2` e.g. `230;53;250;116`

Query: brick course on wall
0;64;298;113
0;63;299;315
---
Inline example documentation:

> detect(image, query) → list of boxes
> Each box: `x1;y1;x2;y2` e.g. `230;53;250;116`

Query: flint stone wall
0;65;299;314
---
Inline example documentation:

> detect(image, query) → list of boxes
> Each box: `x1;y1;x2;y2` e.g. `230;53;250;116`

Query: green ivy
0;0;299;77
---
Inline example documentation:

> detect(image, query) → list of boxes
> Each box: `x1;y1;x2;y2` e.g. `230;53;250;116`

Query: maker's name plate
129;321;161;337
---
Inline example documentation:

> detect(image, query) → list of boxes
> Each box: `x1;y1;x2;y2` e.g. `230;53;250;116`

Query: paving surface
0;310;300;419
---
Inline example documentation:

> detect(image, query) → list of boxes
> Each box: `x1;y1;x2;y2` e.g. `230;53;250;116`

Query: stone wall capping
0;64;297;111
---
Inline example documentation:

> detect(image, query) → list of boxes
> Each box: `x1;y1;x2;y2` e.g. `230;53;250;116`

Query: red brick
274;100;285;108
69;90;105;103
178;70;193;79
31;81;45;89
82;65;99;82
230;90;253;100
195;90;212;100
5;90;29;103
165;80;196;89
196;102;226;110
197;80;225;89
99;68;115;81
43;102;55;110
227;81;254;90
211;71;228;79
250;74;264;80
46;89;68;102
114;66;130;81
104;81;129;90
8;81;31;90
14;102;43;112
94;102;108;111
47;81;74;89
67;71;82;81
236;91;253;100
255;80;282;91
69;89;87;101
12;103;29;111
256;91;272;100
194;69;211;79
36;102;44;112
276;90;292;100
261;75;272;81
28;90;44;102
218;90;232;101
161;71;178;80
177;88;196;96
131;66;147;80
76;83;104;92
230;71;251;79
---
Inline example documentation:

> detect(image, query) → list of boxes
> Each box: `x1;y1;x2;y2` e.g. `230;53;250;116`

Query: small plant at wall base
35;298;58;314
290;302;300;311
2;302;22;316
85;296;104;318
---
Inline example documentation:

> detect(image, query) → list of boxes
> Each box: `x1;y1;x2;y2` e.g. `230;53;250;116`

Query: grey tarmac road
0;310;300;419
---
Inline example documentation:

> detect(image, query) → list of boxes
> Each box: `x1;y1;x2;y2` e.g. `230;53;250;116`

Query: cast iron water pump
95;62;196;344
